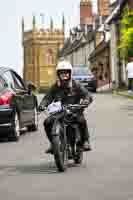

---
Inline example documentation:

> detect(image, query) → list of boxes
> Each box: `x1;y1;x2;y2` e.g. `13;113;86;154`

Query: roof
0;67;15;75
106;5;120;24
106;0;128;24
59;31;94;57
119;0;126;7
110;0;118;8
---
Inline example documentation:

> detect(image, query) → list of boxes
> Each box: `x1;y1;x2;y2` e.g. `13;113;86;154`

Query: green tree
119;11;133;59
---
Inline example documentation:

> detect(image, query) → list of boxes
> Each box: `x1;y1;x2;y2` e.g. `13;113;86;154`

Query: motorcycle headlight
66;109;71;114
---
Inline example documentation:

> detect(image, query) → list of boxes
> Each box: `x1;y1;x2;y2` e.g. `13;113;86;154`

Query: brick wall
129;0;133;10
80;2;93;25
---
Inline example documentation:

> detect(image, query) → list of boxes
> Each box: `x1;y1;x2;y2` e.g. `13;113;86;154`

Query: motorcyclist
39;59;93;153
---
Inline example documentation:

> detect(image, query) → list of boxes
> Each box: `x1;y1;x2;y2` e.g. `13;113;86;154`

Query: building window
46;49;53;65
26;48;32;64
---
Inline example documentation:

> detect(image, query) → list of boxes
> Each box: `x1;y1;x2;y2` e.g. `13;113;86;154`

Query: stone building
59;28;95;68
22;15;65;90
107;0;133;88
89;37;111;88
59;0;112;89
98;0;110;17
59;0;95;67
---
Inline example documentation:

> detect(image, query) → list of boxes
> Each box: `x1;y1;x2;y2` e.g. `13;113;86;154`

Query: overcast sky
0;0;104;75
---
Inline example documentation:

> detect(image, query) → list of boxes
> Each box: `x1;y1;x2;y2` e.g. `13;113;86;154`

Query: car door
11;71;35;124
2;70;25;124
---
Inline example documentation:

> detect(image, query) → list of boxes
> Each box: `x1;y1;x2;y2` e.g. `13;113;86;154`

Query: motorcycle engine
64;109;77;123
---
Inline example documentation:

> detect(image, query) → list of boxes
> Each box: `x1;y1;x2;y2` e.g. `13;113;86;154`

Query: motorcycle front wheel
74;144;83;164
52;135;68;172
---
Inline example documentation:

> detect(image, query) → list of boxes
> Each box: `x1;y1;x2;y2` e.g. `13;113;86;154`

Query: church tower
80;0;93;26
22;16;65;90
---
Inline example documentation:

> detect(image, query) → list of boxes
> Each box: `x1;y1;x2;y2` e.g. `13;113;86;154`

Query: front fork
73;125;81;144
66;124;82;159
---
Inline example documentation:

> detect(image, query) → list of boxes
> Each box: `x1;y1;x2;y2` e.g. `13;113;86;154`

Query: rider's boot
83;140;92;151
45;145;53;154
68;147;73;159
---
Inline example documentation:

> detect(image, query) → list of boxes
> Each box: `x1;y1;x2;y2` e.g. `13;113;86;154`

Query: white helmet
56;60;72;72
56;60;73;81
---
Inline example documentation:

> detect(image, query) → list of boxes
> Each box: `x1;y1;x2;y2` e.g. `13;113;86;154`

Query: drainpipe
116;21;122;87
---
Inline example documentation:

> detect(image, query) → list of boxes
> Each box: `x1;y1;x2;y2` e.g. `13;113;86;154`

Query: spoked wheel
52;135;68;172
33;107;38;130
10;113;20;141
74;144;83;164
27;107;38;132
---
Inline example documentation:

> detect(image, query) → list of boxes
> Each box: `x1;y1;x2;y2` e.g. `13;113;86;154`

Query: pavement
96;83;133;100
0;93;133;200
113;90;133;100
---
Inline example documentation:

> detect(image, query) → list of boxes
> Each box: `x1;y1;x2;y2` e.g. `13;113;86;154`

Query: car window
0;76;6;91
11;72;25;90
73;68;92;76
3;71;14;89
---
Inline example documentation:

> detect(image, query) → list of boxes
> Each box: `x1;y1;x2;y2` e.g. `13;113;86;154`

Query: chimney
80;0;93;26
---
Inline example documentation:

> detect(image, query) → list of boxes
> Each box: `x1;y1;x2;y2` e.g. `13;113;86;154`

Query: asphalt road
0;93;133;200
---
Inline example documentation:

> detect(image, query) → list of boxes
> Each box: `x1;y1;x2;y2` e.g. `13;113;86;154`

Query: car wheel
27;107;38;132
93;87;97;93
10;113;20;141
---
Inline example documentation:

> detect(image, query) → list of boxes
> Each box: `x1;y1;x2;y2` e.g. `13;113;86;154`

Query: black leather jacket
39;80;92;107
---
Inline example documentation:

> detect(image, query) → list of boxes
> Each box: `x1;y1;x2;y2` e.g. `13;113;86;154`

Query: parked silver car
72;65;97;92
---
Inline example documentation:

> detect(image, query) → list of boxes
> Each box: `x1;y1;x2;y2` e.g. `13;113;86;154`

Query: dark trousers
43;115;90;144
128;78;133;90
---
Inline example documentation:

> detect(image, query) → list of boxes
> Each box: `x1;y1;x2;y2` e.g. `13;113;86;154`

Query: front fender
52;121;62;136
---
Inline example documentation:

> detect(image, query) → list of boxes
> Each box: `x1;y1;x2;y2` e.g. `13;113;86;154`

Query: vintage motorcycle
40;101;89;172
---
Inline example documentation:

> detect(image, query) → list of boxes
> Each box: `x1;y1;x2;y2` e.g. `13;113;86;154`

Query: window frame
11;70;26;91
3;70;15;89
0;75;7;91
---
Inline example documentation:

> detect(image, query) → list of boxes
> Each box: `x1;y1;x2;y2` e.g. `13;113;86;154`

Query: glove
80;99;89;105
89;96;93;104
80;96;93;105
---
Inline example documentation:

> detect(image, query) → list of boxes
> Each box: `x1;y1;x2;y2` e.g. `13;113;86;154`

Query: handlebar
37;105;47;112
64;104;88;110
38;103;88;115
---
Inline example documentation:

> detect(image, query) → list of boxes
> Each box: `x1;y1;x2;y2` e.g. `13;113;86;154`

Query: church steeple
22;17;25;34
62;14;65;33
32;15;36;30
50;17;54;31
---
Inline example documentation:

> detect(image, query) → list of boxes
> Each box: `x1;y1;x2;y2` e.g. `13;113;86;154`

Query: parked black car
0;67;38;141
72;65;97;92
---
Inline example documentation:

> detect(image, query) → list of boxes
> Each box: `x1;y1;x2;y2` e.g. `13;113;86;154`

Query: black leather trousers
43;114;90;144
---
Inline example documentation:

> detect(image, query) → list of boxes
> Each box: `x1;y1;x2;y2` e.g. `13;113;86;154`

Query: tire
27;107;38;132
74;146;83;164
52;136;67;172
10;113;20;141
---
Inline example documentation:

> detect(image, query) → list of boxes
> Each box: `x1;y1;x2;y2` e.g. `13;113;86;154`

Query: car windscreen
73;67;92;76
